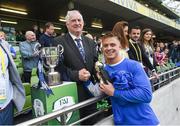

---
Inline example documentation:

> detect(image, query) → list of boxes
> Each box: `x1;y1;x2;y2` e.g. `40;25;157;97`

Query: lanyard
129;39;142;62
0;47;5;75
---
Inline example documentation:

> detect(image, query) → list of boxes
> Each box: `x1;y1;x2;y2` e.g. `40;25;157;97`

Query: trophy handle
34;43;41;53
57;44;64;55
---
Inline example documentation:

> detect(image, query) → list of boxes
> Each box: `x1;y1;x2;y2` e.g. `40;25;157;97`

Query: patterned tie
75;38;86;62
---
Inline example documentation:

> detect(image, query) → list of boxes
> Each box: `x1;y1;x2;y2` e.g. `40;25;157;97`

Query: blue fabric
83;80;93;96
175;61;180;67
39;34;54;47
0;101;13;125
10;45;16;57
83;80;102;97
37;59;53;96
75;38;86;62
19;41;39;71
105;58;159;125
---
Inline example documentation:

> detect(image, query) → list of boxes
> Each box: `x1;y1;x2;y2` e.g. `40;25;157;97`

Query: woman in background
139;28;154;66
112;21;129;58
139;28;155;76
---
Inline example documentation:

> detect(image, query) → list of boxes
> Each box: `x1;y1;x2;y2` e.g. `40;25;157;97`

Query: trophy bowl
41;45;64;86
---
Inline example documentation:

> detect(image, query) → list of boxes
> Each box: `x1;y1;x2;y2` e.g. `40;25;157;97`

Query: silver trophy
95;61;112;85
41;45;64;86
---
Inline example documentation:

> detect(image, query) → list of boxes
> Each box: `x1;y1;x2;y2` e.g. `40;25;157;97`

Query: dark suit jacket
53;33;98;101
128;40;154;71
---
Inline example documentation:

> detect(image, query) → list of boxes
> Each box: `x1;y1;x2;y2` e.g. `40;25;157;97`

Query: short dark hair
130;26;141;32
101;32;116;41
45;22;54;29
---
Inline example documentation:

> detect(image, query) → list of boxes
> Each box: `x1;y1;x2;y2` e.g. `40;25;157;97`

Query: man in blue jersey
99;33;159;125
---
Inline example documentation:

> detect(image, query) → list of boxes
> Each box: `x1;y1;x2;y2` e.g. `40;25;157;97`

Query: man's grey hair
65;10;84;23
25;31;34;38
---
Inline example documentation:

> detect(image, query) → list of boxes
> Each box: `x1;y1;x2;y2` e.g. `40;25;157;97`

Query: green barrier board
31;81;79;125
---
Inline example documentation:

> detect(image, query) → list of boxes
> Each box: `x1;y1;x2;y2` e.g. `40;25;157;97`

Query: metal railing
150;67;180;91
8;41;21;46
17;67;180;126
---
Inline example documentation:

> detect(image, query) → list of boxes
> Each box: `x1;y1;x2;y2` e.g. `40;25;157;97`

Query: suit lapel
81;36;90;62
66;33;85;63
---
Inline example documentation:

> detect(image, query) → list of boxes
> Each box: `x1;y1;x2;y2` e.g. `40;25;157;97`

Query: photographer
19;31;39;83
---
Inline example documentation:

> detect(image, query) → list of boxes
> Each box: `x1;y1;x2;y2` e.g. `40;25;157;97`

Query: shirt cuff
113;89;120;98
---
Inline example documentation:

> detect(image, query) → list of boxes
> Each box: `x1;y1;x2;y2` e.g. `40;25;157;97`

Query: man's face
102;36;121;62
129;29;141;41
27;32;36;42
46;25;54;36
66;12;84;37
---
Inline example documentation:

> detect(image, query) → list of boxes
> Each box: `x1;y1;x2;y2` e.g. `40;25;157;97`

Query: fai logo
53;96;75;123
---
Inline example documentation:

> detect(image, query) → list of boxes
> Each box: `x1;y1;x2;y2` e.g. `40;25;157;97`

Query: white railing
17;67;180;125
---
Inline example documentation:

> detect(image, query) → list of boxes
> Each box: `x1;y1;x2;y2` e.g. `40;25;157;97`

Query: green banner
31;81;79;125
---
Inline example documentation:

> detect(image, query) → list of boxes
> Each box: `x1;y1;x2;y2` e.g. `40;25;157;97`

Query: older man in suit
53;10;99;124
0;39;25;125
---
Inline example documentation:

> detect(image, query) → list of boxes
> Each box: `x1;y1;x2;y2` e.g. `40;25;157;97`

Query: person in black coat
128;26;158;78
39;22;55;47
53;10;100;125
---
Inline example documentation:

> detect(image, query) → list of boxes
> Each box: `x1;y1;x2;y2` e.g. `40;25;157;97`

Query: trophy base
48;72;62;86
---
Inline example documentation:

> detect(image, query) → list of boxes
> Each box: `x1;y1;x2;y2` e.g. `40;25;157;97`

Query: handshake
95;61;112;84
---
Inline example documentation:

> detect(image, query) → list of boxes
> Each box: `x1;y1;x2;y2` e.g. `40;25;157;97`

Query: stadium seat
23;82;31;96
30;76;39;86
16;51;21;56
30;68;39;86
14;83;32;116
31;68;37;76
18;67;23;78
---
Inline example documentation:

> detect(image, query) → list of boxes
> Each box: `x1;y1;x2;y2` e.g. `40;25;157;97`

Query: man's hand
152;71;159;79
99;81;114;96
79;68;91;81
